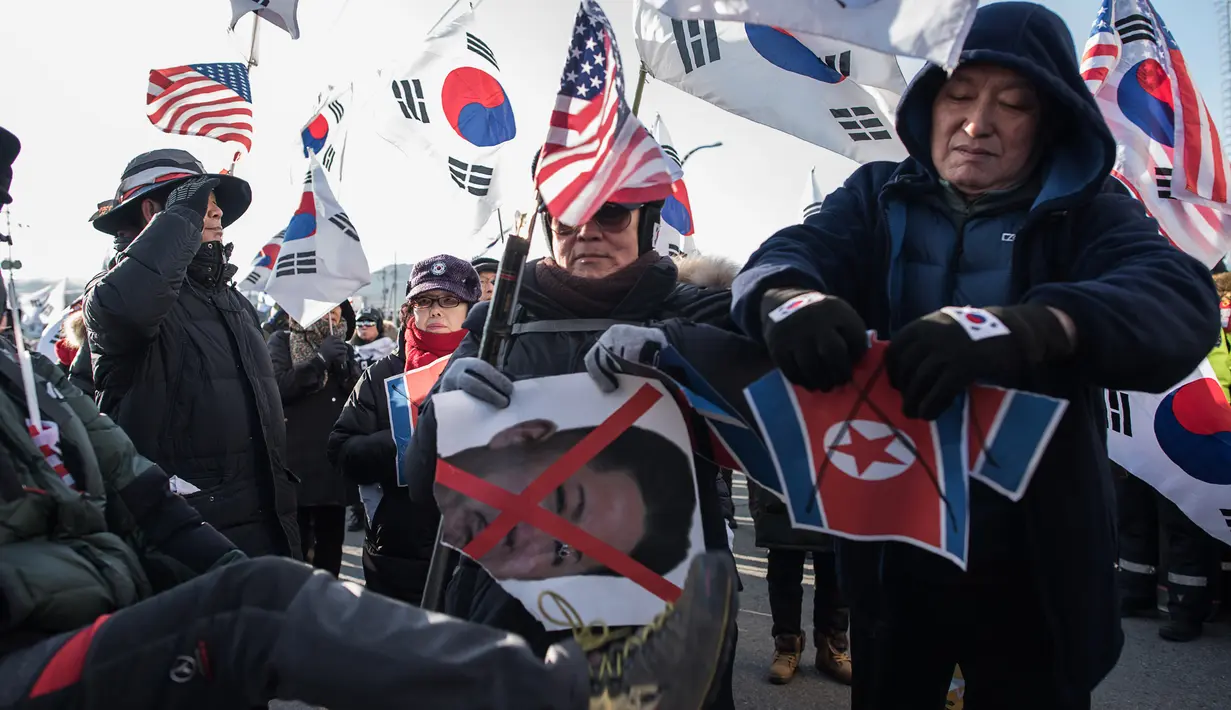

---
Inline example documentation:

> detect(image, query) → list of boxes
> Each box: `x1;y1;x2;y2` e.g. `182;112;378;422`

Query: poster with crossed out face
432;373;705;630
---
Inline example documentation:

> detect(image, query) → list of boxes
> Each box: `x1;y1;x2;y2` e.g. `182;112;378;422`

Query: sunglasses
550;202;638;237
409;295;463;310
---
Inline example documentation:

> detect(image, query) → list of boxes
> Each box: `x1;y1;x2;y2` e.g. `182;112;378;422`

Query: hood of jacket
893;1;1116;209
674;254;740;290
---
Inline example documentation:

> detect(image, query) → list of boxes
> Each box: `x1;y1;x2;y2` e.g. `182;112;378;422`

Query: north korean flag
744;341;1067;569
747;346;971;567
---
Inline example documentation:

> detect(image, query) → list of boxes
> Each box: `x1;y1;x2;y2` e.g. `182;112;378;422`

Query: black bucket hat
90;148;252;236
0;127;20;205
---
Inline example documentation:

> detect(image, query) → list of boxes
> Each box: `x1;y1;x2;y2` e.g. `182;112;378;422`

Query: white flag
635;1;907;165
801;167;825;222
372;0;516;238
18;284;56;330
640;0;978;68
238;230;284;292
301;84;352;187
229;0;300;39
265;157;372;327
1080;0;1231;267
651;115;698;258
1108;360;1231;546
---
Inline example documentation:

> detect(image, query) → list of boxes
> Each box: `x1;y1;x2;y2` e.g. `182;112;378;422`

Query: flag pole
229;17;262;174
420;194;538;613
631;62;648;116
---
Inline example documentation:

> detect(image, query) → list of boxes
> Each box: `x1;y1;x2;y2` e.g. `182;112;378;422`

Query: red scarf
54;339;79;368
404;323;467;371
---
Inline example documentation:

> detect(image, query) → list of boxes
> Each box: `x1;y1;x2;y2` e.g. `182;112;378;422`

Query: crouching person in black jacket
84;150;299;558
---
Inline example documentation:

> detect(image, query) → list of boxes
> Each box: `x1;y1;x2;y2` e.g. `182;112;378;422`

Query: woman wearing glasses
328;254;482;605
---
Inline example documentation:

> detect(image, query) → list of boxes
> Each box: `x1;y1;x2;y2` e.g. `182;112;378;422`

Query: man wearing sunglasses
399;152;750;709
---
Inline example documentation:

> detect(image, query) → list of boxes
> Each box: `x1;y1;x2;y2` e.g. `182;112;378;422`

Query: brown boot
815;629;852;685
768;633;804;685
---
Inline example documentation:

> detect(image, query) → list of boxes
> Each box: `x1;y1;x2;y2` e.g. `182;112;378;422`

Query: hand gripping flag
651;115;697;257
639;0;978;68
1108;359;1231;546
147;63;253;163
1080;0;1231;267
536;0;680;228
301;84;352;186
265;156;371;327
229;0;300;39
635;1;908;165
373;0;516;238
238;230;284;291
743;341;1066;569
801;167;825;222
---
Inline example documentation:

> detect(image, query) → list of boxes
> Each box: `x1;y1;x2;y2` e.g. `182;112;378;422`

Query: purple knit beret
406;254;482;303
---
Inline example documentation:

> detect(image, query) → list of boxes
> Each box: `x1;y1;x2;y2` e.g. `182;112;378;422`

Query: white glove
584;324;669;393
438;357;514;409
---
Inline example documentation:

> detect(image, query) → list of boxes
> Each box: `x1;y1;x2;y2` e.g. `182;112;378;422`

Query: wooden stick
631;62;649;116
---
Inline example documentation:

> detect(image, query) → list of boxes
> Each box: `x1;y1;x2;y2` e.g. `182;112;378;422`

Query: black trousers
766;548;847;639
1115;467;1221;622
296;505;346;577
0;558;585;710
843;544;1091;710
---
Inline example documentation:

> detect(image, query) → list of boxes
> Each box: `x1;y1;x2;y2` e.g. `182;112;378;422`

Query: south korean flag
940;306;1011;341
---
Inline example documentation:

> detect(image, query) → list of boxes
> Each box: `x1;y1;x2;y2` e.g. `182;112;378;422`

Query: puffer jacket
327;325;441;604
269;302;361;508
405;256;744;656
731;2;1218;692
85;206;300;559
0;342;243;657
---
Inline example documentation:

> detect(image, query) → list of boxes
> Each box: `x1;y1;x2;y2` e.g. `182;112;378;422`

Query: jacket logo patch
1001;232;1016;242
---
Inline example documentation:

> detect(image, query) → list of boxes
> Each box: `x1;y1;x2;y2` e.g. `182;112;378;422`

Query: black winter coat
84;207;300;559
748;481;832;552
731;7;1218;692
405;257;742;657
327;326;440;604
269;302;361;509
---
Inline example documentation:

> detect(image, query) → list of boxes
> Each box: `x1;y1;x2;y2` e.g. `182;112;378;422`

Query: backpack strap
509;318;639;335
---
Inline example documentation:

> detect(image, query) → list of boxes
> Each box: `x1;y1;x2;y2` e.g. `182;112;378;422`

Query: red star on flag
830;425;903;477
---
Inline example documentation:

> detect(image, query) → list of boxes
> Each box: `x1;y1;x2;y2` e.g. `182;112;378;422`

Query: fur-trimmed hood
63;310;87;349
674;254;739;290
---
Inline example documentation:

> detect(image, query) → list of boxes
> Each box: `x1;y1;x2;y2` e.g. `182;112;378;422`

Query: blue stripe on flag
745;371;824;529
710;417;783;495
935;403;970;567
385;374;412;487
972;391;1064;501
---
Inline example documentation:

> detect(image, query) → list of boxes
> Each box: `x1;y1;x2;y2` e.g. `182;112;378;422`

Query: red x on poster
433;377;704;612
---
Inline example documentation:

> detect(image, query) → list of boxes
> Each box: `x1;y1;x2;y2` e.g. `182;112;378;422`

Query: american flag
535;0;680;227
147;63;254;162
1079;0;1231;267
1078;0;1117;93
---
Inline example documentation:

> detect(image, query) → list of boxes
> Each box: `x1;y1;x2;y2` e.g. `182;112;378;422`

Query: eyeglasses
551;202;637;237
356;320;377;327
409;295;463;310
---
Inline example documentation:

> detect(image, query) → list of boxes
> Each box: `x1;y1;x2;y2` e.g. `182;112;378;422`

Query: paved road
278;473;1231;709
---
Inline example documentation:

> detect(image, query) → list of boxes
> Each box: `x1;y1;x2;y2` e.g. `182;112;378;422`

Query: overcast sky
0;0;1224;282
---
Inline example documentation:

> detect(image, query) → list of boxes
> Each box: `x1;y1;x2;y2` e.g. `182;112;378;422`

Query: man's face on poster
437;419;650;581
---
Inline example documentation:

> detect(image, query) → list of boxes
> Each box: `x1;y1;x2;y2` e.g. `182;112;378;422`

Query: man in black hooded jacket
731;4;1218;708
85;150;299;559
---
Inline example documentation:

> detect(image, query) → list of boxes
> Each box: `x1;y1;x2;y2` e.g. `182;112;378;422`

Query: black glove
760;288;869;391
885;304;1075;421
316;335;348;365
163;176;219;219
